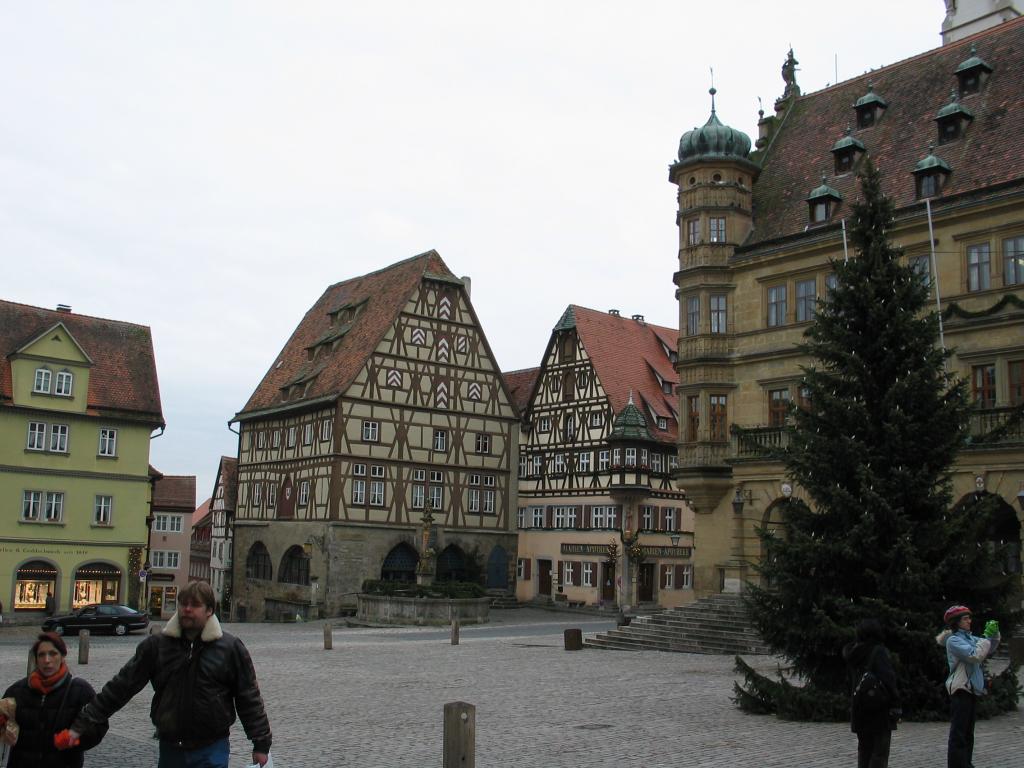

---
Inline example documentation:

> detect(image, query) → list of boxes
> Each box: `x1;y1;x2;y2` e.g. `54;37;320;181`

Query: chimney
460;275;472;297
56;304;72;313
631;314;645;324
608;309;620;316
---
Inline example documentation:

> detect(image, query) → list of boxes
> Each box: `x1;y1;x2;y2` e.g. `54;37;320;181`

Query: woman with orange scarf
1;632;107;767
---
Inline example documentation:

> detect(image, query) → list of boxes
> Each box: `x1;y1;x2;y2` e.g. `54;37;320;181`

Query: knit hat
32;631;68;657
943;605;972;627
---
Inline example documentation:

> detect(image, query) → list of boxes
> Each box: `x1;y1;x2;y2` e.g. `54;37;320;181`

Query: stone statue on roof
781;48;800;97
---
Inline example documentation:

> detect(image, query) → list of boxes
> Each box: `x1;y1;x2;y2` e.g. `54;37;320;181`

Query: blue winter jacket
942;628;999;695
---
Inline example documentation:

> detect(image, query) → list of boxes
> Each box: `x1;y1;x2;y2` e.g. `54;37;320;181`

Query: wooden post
450;618;460;646
78;631;90;665
564;628;583;651
323;623;333;650
443;701;475;768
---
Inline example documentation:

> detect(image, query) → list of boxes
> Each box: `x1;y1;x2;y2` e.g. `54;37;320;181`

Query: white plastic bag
247;752;273;768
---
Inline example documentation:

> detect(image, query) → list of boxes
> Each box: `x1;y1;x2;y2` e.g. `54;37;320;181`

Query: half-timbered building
209;455;237;612
231;251;520;619
514;305;694;610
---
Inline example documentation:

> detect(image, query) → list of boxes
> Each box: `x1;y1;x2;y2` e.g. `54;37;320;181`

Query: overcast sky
1;2;942;501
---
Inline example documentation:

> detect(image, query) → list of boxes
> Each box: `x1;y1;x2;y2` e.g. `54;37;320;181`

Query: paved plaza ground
1;609;1021;767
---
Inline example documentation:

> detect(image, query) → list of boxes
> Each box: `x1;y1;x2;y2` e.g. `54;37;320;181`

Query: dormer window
853;84;887;129
806;177;842;224
54;370;73;396
33;367;52;393
830;127;865;175
935;90;973;145
912;146;951;200
955;44;993;97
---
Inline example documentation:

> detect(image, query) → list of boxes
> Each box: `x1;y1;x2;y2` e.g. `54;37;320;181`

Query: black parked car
43;604;150;636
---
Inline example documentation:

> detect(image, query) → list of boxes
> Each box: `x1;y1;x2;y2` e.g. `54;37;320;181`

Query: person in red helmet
936;604;1001;768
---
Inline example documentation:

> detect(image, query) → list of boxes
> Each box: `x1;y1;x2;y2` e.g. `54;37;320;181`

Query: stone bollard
451;618;460;646
323;623;333;650
563;628;583;651
443;701;475;768
78;631;90;665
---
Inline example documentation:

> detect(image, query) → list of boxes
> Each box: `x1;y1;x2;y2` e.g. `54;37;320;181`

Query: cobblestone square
3;611;1021;767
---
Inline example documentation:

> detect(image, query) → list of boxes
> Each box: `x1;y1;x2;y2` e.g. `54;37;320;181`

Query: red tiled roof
748;17;1024;247
152;475;197;510
236;250;458;418
216;456;238;510
571;306;680;442
192;498;211;527
503;367;541;418
0;301;163;422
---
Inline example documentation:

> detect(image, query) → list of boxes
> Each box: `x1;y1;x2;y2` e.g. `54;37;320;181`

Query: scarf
28;662;70;694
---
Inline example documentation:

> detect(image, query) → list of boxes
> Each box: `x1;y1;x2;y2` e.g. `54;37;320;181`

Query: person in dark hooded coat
842;618;901;768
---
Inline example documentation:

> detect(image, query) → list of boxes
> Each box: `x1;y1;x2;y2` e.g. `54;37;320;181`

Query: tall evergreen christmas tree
735;160;1020;721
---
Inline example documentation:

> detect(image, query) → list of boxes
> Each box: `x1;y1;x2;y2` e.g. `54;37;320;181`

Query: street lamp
732;487;754;515
669;532;681;547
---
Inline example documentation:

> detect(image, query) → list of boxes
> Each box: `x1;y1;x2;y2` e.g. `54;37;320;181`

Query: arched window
279;545;310;585
245;542;272;580
15;560;57;610
436;544;468;582
381;543;419;582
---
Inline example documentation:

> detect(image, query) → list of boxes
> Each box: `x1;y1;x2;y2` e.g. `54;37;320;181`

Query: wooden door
538;559;552;596
601;562;616;601
638;563;655;602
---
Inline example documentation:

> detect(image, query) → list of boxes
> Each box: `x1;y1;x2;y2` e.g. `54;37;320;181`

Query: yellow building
0;301;163;619
672;17;1024;597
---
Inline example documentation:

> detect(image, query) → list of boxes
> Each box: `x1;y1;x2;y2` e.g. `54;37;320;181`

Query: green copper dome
955;44;993;75
831;127;865;154
936;90;974;121
854;84;887;109
913;147;951;174
807;176;842;202
608;397;656;444
676;88;752;166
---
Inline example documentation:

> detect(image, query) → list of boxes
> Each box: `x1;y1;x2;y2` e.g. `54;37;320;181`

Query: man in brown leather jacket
66;581;271;768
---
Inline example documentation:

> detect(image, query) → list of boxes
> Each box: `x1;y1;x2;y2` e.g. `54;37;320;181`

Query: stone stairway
487;590;521;609
584;594;771;655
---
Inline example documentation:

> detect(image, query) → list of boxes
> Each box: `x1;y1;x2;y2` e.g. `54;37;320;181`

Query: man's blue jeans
158;737;231;768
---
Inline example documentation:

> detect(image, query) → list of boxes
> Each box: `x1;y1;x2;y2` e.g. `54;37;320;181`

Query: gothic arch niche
381;543;419;583
953;491;1022;582
486;545;509;589
758;499;791;588
436;544;468;582
246;542;272;580
278;545;310;586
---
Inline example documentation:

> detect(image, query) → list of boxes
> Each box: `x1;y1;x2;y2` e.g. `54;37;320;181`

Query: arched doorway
381;543;419;582
758;499;791;589
955;491;1023;583
436;544;467;582
15;560;57;611
73;562;121;608
486;546;508;588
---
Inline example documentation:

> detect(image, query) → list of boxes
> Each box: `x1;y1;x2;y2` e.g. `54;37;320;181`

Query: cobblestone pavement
2;611;1021;767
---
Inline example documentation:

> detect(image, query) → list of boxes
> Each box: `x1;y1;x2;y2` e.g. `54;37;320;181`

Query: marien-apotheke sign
560;543;692;559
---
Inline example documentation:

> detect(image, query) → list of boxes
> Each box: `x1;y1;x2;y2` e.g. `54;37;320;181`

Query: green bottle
983;619;1000;638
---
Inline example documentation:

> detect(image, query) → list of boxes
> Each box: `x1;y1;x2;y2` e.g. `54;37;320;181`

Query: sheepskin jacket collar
162;611;223;642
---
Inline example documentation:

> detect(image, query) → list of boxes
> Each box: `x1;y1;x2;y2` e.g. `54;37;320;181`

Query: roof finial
709;67;717;114
628;390;634;406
